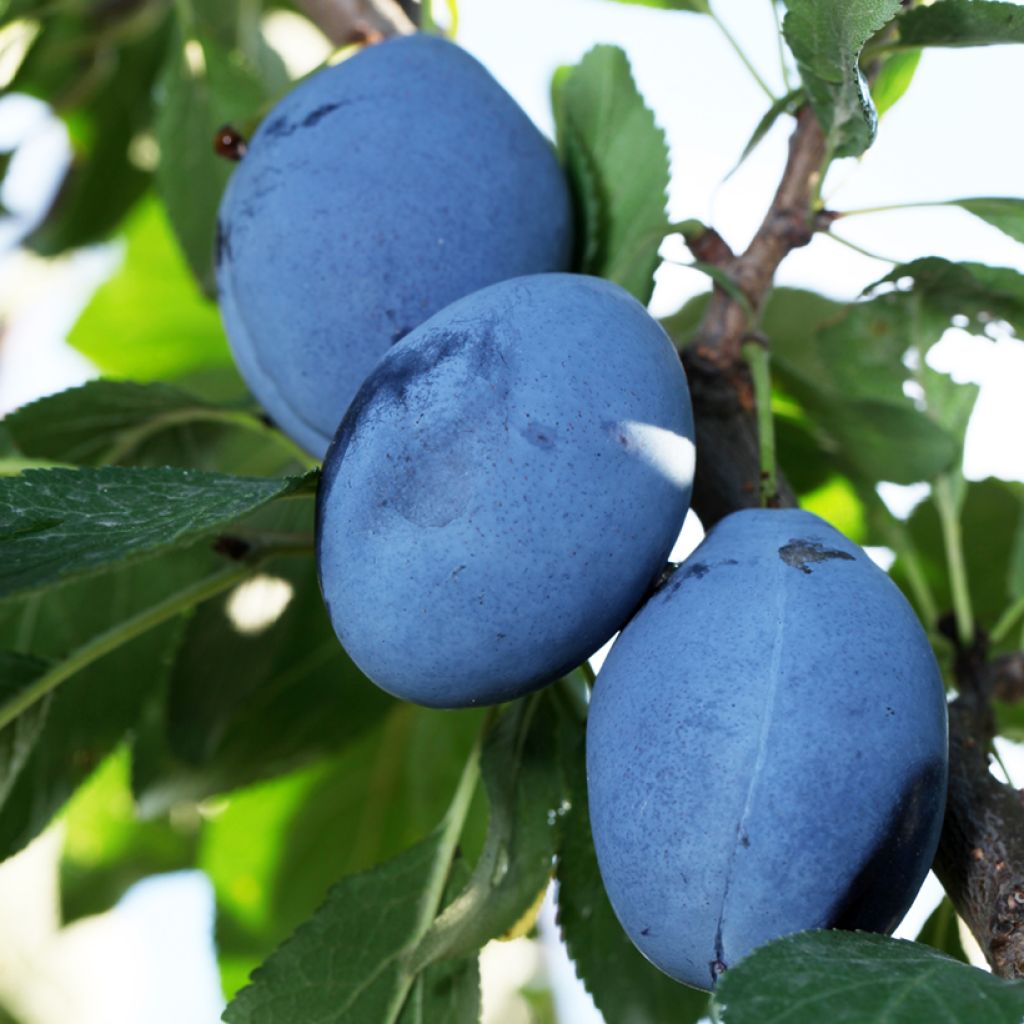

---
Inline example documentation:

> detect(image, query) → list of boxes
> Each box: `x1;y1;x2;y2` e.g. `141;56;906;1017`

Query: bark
294;0;415;45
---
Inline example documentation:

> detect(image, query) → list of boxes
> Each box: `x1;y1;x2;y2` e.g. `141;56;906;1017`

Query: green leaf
551;45;671;302
413;694;566;964
136;550;393;808
597;0;709;10
916;897;969;964
896;0;1024;48
783;0;902;158
0;466;310;599
728;88;803;178
822;398;960;484
200;704;485;993
870;48;921;118
0;651;51;806
223;827;466;1024
5;379;302;476
893;478;1024;632
0;550;214;861
68;198;232;380
395;955;479;1024
711;930;1024;1023
16;11;171;255
556;711;708;1024
951;198;1024;247
60;745;198;922
872;258;1024;337
156;27;272;295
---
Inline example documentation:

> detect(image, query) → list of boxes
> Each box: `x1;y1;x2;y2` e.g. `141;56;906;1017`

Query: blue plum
216;34;573;458
586;508;948;991
315;273;695;707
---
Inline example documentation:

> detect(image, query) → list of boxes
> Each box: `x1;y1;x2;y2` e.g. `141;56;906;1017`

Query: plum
586;508;948;991
315;273;695;707
216;34;573;459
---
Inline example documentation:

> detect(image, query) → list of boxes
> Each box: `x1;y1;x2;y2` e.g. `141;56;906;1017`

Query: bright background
0;1;1022;1020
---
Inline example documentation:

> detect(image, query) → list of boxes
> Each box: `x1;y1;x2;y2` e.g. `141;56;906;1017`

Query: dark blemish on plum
640;927;651;937
264;100;357;139
302;101;343;128
215;218;232;268
778;539;855;574
451;565;466;579
739;829;751;848
496;632;506;641
827;759;946;934
886;706;896;718
522;421;556;449
684;562;710;580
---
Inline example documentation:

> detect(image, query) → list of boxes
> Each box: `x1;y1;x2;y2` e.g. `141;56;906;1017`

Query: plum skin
216;34;573;459
586;508;948;991
315;273;695;708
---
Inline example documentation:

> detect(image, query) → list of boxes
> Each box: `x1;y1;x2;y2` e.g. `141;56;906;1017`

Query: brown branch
932;628;1024;978
682;106;826;528
295;0;415;46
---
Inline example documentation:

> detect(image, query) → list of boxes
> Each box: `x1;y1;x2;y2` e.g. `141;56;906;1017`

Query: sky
0;1;1022;1021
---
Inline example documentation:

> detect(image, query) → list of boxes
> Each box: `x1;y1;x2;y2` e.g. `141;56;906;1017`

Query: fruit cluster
216;32;948;993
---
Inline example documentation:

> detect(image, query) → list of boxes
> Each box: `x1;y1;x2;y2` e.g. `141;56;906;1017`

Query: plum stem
741;339;777;508
934;474;975;649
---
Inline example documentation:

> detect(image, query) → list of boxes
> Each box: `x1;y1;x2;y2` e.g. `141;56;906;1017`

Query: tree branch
932;626;1024;978
294;0;415;46
681;106;827;527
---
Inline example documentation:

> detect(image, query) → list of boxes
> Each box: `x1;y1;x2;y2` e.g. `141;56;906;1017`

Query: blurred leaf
711;930;1024;1023
597;0;709;9
556;711;708;1024
200;702;485;991
872;258;1024;337
16;8;172;254
0;549;215;861
821;398;959;484
916;896;969;964
156;26;274;295
799;473;867;543
5;379;301;476
68;198;232;380
136;551;392;809
552;45;670;303
871;48;921;117
0;466;310;599
774;412;833;495
0;652;51;806
60;745;198;922
414;695;566;963
728;88;803;178
223;826;467;1023
666;286;967;485
950;198;1024;247
893;478;1024;631
896;0;1024;47
783;0;901;158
